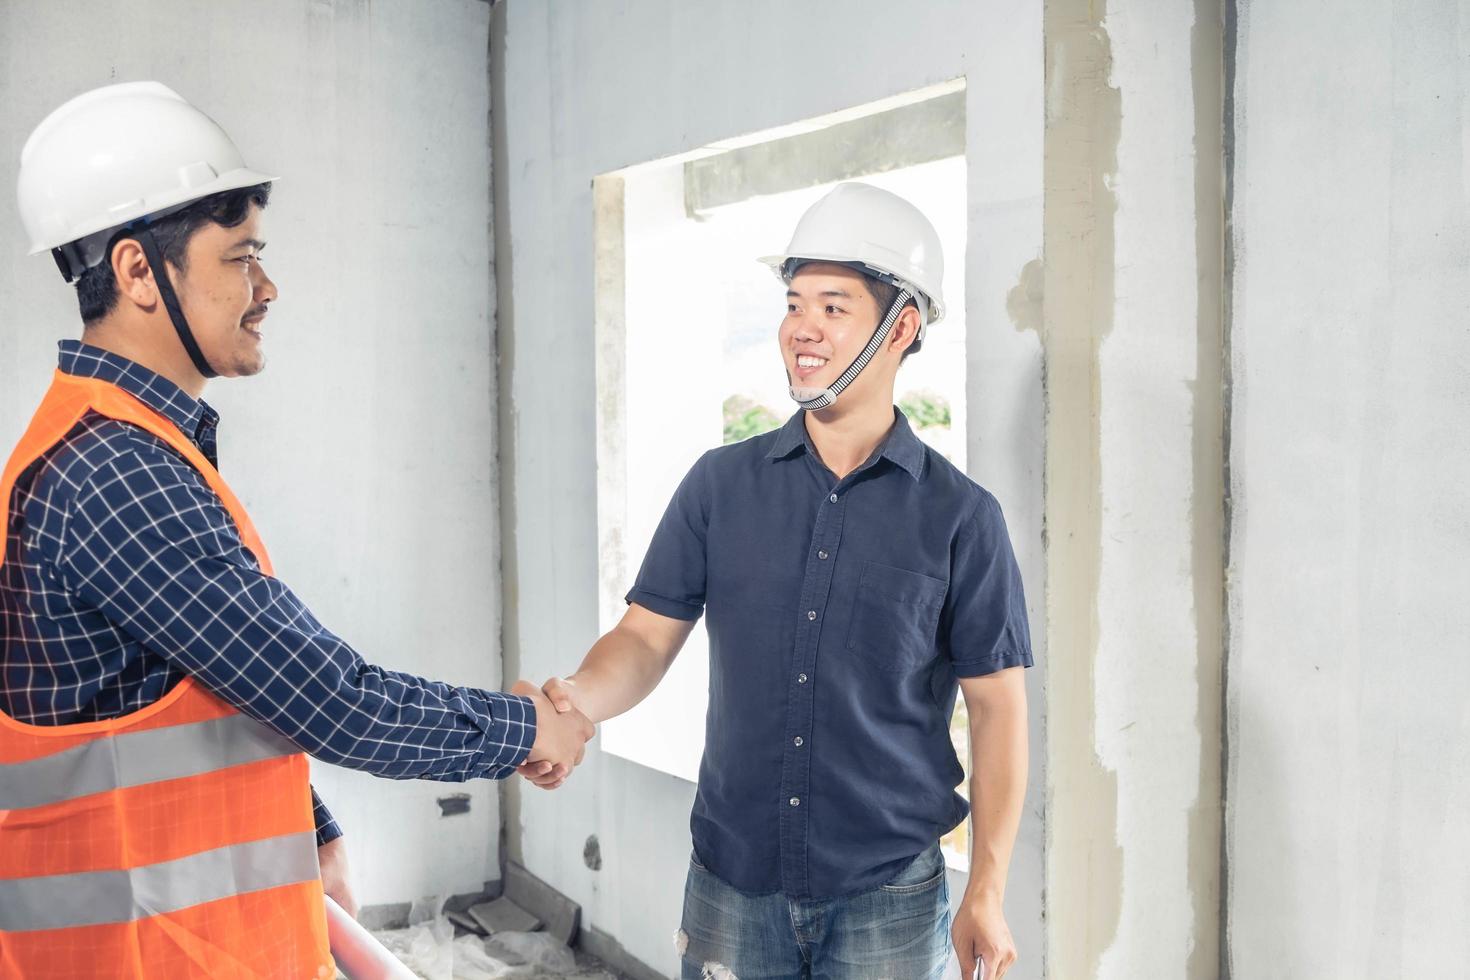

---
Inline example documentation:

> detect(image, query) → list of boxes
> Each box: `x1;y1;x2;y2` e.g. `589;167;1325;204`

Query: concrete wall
0;0;502;908
499;1;1470;975
1227;0;1470;974
6;0;1462;971
1042;1;1226;977
493;1;1045;975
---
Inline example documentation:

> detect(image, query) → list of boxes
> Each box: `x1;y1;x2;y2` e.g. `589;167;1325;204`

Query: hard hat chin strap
789;287;913;412
134;225;218;379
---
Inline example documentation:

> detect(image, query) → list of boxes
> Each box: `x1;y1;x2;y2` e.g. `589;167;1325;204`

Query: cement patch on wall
1042;2;1125;976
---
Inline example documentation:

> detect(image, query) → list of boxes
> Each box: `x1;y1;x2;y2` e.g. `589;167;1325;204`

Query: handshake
511;677;594;790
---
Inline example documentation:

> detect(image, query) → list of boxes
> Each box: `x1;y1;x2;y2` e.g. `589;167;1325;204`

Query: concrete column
1043;2;1226;977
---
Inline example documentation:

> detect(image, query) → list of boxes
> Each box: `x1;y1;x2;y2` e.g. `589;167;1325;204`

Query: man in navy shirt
523;183;1032;979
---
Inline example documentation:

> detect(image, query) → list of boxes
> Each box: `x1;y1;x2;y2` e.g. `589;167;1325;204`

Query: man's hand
952;888;1016;980
517;677;582;788
318;837;358;920
539;675;579;714
513;679;593;790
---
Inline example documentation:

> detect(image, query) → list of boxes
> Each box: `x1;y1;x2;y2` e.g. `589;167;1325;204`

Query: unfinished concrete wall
0;0;502;908
1227;0;1470;974
1043;1;1226;977
494;1;1044;975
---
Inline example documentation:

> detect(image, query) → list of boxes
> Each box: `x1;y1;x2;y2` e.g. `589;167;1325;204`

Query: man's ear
887;304;923;355
110;238;158;309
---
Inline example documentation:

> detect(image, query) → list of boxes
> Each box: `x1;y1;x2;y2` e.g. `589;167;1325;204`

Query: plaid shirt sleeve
312;786;343;846
51;439;537;783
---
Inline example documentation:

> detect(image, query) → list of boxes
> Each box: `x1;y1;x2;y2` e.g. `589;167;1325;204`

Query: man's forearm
965;692;1029;898
62;474;539;781
566;624;679;724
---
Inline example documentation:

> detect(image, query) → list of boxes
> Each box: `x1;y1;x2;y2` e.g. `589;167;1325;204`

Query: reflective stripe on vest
0;711;297;811
0;369;334;978
0;831;321;932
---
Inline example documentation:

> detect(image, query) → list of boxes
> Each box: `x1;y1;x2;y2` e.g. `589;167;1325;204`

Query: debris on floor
447;910;488;936
362;894;621;980
502;861;582;945
461;861;582;947
468;896;541;935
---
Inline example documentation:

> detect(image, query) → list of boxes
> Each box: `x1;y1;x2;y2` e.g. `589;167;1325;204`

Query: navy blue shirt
627;407;1032;900
1;343;537;846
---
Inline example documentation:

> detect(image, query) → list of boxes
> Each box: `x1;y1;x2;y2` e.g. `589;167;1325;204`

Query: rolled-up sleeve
943;491;1034;677
625;453;710;622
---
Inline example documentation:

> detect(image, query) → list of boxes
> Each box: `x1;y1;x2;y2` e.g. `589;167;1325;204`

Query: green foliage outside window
899;390;952;430
721;391;950;445
723;395;783;445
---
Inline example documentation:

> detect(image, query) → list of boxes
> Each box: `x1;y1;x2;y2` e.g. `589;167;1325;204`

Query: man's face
170;203;277;378
779;263;889;399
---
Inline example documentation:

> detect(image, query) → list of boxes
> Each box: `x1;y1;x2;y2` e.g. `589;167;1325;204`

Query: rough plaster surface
1095;1;1224;977
1044;3;1230;974
1187;3;1227;977
1041;3;1125;977
494;1;1043;975
1228;0;1470;975
0;0;502;907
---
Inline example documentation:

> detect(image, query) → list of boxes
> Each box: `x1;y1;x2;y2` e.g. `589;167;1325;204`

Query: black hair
75;182;272;324
861;271;922;361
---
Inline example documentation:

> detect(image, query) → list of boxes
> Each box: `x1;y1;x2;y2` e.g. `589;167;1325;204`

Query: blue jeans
678;843;951;980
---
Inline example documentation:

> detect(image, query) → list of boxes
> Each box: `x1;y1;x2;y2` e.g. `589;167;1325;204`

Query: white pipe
325;896;418;980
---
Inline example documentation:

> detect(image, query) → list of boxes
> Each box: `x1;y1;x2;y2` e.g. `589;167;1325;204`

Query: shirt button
818;550;828;560
829;493;838;503
797;673;808;684
789;797;801;807
807;610;817;621
794;736;804;746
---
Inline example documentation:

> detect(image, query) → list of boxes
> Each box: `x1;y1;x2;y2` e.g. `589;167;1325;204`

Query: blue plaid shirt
1;342;536;845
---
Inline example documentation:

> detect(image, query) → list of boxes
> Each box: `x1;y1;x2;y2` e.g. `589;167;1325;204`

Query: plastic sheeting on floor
364;896;620;980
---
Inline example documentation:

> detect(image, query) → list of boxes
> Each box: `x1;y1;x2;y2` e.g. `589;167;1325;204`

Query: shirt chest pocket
844;560;947;673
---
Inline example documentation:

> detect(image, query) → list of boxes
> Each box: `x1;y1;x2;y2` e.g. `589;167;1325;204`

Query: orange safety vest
0;370;334;979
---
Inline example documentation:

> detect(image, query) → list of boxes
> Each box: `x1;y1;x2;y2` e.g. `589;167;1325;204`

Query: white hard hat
17;81;276;274
759;181;946;327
